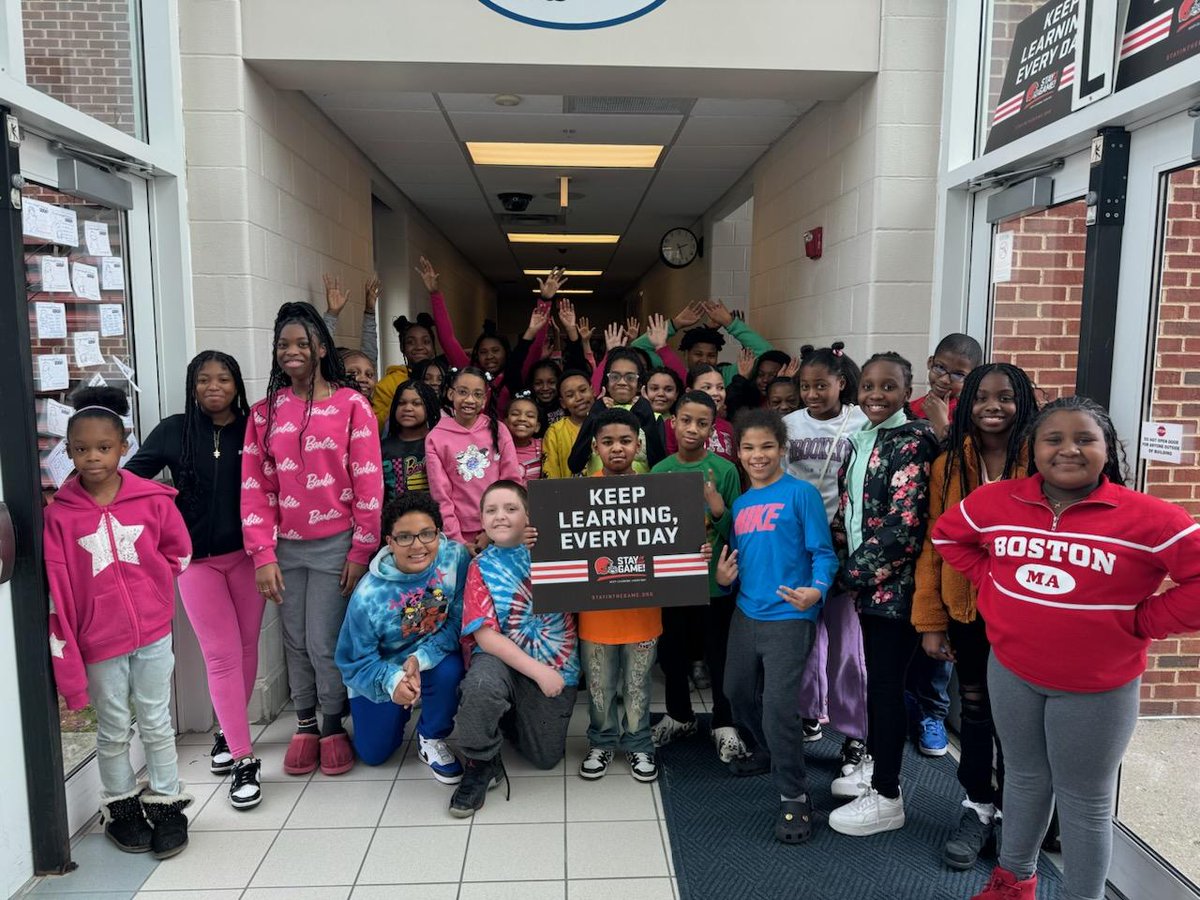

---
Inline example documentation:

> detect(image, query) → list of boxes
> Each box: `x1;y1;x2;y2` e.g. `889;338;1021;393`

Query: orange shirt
577;472;663;644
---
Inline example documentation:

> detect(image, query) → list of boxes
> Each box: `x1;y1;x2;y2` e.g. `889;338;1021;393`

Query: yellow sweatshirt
542;417;581;480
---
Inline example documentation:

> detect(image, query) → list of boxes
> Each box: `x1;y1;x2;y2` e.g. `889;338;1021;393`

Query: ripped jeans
581;638;658;754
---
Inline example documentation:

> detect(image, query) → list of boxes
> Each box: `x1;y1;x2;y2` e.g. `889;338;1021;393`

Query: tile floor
23;680;708;900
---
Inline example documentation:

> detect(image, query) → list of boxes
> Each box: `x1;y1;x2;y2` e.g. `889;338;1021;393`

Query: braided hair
471;320;510;375
178;351;250;514
1026;395;1127;487
448;366;501;460
941;363;1038;507
860;351;914;418
264;301;354;439
799;341;860;407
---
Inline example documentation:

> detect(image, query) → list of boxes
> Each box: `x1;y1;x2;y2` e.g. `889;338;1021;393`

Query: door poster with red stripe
985;0;1080;152
1115;0;1200;90
528;473;707;613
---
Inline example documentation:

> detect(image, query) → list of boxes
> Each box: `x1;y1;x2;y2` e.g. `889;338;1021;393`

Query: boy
631;299;775;386
542;370;594;479
578;408;664;782
650;391;746;761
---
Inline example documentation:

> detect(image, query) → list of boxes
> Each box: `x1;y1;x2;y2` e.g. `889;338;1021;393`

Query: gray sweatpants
988;655;1140;900
277;531;353;717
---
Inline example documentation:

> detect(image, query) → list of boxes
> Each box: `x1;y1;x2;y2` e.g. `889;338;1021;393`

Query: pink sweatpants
177;550;265;759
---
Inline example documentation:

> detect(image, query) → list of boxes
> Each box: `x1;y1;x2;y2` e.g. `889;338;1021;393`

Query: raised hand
364;273;381;314
415;256;439;293
557;297;578;334
780;356;800;379
646;313;670;349
323;273;349;316
703;467;726;519
715;546;739;587
604;322;627;352
705;299;734;328
624;316;641;341
672;300;705;330
537;266;568;299
525;300;551;338
577;315;594;343
737;347;756;379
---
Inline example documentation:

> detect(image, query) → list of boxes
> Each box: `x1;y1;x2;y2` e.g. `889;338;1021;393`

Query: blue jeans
87;634;179;797
349;653;464;766
582;639;657;754
907;651;951;722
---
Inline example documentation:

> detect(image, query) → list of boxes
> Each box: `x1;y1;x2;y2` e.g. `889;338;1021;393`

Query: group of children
42;264;1200;900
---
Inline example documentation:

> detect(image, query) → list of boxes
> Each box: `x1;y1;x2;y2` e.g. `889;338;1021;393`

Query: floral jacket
831;418;939;620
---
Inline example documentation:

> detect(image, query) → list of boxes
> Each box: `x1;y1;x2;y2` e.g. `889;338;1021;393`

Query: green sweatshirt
651;451;741;596
631;318;774;386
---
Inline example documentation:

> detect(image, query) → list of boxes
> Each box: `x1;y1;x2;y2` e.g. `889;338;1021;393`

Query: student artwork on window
71;262;101;302
101;257;125;291
84;220;112;256
44;399;74;438
40;256;71;292
73;331;104;368
35;301;68;340
99;304;125;337
44;440;74;489
36;354;70;391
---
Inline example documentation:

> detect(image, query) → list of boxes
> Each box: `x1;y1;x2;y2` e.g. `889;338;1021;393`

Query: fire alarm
804;227;823;260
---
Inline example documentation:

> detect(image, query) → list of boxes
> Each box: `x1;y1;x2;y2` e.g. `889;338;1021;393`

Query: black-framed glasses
388;528;438;546
606;371;639;384
930;362;967;383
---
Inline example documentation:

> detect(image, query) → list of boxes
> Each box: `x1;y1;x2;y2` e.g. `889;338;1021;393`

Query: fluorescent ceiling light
532;289;593;295
523;269;604;277
468;142;662;168
508;233;619;244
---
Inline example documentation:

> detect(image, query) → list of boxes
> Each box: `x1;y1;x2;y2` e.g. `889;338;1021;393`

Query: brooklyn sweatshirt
425;413;521;541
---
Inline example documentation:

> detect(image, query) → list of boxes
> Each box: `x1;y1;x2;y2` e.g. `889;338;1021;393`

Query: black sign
528;473;708;614
985;0;1080;152
1115;0;1200;90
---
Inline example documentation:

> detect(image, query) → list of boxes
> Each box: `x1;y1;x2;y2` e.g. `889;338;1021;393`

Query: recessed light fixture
508;233;619;244
532;289;594;295
523;269;604;276
493;94;522;107
468;142;662;168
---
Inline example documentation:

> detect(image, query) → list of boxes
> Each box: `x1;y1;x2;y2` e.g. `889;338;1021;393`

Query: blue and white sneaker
418;735;464;784
918;717;948;757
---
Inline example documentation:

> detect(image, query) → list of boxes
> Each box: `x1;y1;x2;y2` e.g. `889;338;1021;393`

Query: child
643;366;683;418
426;366;521;552
568;349;664;475
784;342;869;778
828;352;939;837
665;365;735;462
728;349;792;418
340;349;377;401
506;391;545;483
381;379;440;504
242;302;384;779
371;311;439;424
631;298;775;386
126;351;264;811
934;396;1200;900
45;387;194;857
412;357;449;403
576;408;665;782
650;391;744;761
336;493;469;781
450;481;580;816
765;377;800;416
912;363;1039;870
529;359;565;427
715;408;838;844
542;370;594;480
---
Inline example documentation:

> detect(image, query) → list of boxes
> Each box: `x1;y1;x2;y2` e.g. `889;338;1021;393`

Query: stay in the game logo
1180;0;1200;30
1025;72;1060;106
595;555;648;583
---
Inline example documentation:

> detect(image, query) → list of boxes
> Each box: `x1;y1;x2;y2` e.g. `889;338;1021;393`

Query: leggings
177;550;265;759
860;614;920;799
947;615;1002;806
797;591;868;740
988;655;1140;900
658;596;736;729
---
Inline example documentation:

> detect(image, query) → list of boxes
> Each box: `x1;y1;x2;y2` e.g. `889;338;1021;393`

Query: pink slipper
319;732;355;776
283;732;320;775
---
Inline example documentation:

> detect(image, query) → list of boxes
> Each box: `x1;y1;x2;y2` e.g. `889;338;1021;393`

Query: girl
242;302;384;779
529;359;564;427
450;480;581;817
506;391;545;484
335;492;469;781
381;379;440;504
784;343;869;779
45;387;194;858
125;351;265;811
340;349;377;401
765;378;800;416
425;366;521;551
542;370;593;480
727;349;792;418
568;348;665;475
412;357;450;407
934;396;1200;900
371;311;440;423
716;408;838;843
827;352;939;837
912;363;1038;870
642;366;683;419
665;365;735;462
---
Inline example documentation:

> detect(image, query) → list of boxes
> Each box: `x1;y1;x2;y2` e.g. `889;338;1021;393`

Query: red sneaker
319;732;356;776
970;866;1038;899
282;732;320;776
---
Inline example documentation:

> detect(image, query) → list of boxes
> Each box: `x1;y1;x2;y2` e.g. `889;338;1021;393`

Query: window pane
979;1;1046;153
22;0;145;139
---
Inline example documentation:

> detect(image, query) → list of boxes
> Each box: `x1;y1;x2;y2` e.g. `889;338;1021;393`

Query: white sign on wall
478;0;667;29
1140;421;1184;464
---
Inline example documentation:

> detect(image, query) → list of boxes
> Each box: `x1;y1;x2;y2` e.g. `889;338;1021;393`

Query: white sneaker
828;787;906;836
579;747;613;780
830;755;874;799
651;715;697;748
712;726;748;763
417;735;464;785
626;751;659;783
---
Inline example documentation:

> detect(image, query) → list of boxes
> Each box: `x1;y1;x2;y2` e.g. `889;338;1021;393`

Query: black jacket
124;412;248;559
566;397;666;475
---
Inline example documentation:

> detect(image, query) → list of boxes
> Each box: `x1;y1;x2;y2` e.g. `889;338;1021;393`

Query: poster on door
1115;0;1200;90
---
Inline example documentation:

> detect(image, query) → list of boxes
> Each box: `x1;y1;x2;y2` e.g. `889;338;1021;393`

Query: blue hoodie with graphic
336;538;470;704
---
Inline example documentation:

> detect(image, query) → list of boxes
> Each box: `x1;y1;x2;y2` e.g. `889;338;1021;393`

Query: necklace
1043;492;1076;514
212;424;223;459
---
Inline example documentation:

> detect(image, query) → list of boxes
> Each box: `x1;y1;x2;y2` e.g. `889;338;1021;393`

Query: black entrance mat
656;718;1065;900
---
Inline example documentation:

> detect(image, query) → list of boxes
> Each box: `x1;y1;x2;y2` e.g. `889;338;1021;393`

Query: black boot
99;788;152;853
141;790;194;860
449;755;508;818
943;807;995;870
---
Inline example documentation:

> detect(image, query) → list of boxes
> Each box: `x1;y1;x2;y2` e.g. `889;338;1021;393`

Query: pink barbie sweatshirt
425;413;521;541
241;387;384;568
43;470;193;710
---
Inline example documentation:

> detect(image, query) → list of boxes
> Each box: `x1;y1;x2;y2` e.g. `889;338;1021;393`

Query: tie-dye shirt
462;543;580;686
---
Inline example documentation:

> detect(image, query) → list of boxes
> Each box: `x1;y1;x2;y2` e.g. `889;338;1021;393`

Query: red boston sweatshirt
932;474;1200;693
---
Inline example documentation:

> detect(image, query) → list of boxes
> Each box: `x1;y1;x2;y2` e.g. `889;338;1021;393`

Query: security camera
498;192;533;212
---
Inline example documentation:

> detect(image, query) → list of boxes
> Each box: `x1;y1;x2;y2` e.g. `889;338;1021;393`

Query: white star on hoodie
76;513;144;576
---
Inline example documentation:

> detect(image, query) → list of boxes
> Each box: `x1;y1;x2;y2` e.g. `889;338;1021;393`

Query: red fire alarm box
804;227;823;260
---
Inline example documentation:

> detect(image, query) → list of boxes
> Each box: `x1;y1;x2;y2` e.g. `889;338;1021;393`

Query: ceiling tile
450;112;681;145
437;93;564;114
691;98;812;117
675;115;796;147
325;108;456;143
308;90;439;111
659;145;767;171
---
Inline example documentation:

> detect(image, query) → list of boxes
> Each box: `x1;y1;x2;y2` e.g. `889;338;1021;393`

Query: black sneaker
100;789;152;853
449;755;508;818
801;719;823;743
838;737;866;777
209;731;234;775
141;792;194;860
229;758;262;810
943;807;995;870
728;749;771;777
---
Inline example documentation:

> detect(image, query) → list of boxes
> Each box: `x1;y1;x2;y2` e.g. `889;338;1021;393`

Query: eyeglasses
606;371;639;384
930;362;968;383
453;387;486;401
388;529;438;546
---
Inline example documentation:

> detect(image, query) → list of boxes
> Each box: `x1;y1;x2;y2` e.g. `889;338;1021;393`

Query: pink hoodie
426;413;521;541
43;470;192;710
241;387;384;568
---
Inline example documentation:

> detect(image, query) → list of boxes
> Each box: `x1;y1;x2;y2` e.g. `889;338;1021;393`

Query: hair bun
70;385;130;416
799;344;815;356
481;319;499;337
831;340;845;352
416;312;435;329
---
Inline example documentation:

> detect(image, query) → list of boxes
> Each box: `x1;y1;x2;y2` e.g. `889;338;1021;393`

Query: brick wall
22;0;140;137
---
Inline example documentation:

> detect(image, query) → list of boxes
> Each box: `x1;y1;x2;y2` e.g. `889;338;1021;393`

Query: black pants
658;596;735;729
861;614;920;799
948;615;1004;807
